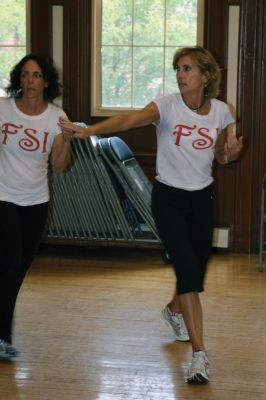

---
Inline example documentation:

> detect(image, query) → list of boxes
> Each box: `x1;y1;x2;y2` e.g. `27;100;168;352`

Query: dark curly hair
6;53;62;101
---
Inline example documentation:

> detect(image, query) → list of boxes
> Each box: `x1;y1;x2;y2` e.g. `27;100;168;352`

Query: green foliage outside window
101;0;197;108
0;0;26;96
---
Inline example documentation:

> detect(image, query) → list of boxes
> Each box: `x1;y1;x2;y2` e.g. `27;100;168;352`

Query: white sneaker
0;339;19;361
186;351;210;384
161;305;189;341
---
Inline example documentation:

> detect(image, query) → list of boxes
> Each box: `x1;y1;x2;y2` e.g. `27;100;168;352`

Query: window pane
0;0;26;45
133;47;164;107
102;0;132;46
0;0;26;97
94;0;200;113
165;47;179;95
0;47;26;96
102;46;132;107
134;0;165;46
166;0;197;46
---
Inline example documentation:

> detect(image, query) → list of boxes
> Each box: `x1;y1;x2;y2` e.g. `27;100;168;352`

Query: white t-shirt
153;93;235;190
0;97;67;205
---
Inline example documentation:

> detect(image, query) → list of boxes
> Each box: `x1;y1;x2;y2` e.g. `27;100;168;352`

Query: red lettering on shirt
192;128;213;149
1;123;22;144
42;132;49;153
173;124;196;145
173;124;218;150
19;128;40;151
1;123;51;153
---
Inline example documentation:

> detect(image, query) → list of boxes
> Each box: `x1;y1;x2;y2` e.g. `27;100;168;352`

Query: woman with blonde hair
59;46;243;384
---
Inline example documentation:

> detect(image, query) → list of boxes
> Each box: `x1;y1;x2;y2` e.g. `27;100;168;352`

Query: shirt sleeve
152;95;172;126
54;108;68;135
222;103;235;129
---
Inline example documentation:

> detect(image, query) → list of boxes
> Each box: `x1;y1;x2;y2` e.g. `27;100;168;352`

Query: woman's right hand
59;117;93;139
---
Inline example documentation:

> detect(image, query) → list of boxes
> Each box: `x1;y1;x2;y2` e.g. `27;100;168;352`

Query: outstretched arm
59;102;160;140
214;129;243;164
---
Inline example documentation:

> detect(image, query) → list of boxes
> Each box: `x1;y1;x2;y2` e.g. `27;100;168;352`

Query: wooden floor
0;246;266;400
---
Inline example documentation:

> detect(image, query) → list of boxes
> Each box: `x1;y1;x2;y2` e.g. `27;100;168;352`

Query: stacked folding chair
45;132;161;247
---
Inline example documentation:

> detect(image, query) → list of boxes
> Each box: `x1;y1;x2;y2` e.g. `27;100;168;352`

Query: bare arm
59;102;160;139
50;133;72;172
214;128;243;164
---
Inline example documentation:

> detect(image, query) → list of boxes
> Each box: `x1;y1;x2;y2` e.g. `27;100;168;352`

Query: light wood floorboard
0;246;266;400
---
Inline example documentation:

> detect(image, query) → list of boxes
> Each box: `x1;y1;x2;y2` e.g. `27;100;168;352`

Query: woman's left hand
58;117;75;142
225;134;243;161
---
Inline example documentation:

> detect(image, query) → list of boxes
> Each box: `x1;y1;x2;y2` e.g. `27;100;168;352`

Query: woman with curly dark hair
0;53;72;360
6;53;62;101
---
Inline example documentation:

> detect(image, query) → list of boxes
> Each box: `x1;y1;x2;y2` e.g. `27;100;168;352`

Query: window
0;0;28;96
91;0;204;116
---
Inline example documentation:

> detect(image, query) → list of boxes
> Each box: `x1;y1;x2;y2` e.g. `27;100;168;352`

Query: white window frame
91;0;205;116
0;0;30;98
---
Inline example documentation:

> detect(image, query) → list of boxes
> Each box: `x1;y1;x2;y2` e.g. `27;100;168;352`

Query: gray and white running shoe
161;305;189;341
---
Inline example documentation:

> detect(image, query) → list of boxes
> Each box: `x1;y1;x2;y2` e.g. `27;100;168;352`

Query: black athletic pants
151;181;213;294
0;201;48;343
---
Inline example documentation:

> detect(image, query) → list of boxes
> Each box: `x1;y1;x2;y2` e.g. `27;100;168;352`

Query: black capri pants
0;201;48;343
151;180;213;294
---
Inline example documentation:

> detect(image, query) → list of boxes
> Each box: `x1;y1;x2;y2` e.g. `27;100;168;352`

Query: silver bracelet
224;154;229;164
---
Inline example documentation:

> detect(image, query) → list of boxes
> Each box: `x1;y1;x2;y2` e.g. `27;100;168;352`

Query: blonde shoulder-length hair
172;46;222;99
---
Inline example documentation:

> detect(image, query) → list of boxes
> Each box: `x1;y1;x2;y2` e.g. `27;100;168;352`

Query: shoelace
169;312;187;335
176;315;188;335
